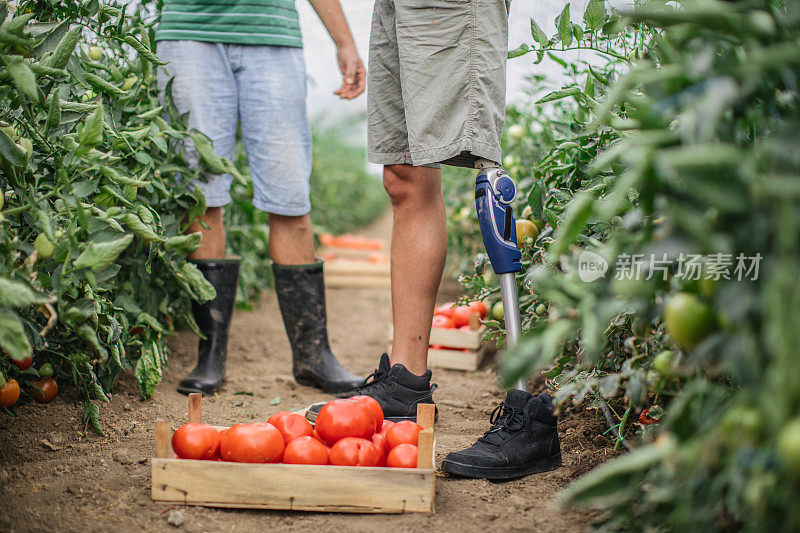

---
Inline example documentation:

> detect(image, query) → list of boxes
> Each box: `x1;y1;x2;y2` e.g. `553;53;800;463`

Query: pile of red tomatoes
171;396;423;468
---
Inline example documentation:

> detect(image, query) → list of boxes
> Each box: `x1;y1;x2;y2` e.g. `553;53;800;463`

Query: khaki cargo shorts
367;0;510;169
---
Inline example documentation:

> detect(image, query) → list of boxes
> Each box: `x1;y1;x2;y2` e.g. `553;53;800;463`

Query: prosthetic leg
440;160;562;479
473;159;526;391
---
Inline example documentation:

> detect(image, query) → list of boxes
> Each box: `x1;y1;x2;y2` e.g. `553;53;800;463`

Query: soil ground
0;212;612;532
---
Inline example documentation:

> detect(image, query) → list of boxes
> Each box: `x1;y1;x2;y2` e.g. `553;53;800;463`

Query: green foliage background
446;0;800;529
0;0;385;429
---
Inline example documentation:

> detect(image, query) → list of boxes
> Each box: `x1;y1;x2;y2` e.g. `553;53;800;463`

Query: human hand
334;43;366;99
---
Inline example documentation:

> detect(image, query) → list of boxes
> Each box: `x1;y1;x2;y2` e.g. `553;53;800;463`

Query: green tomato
1;124;18;141
507;124;524;140
482;269;496;287
652;350;675;375
535;303;547;316
663;293;717;350
88;46;103;60
34;233;55;259
17;137;32;166
778;418;800;472
491;301;505;321
39;363;54;378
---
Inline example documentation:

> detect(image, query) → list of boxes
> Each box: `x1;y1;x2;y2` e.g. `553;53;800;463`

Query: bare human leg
383;164;447;376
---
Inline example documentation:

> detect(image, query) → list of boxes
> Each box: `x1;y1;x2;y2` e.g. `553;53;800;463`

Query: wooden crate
324;258;391;289
389;316;491;371
151;395;436;514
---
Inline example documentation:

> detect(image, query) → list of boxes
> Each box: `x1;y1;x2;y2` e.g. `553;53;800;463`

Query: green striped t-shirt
156;0;303;48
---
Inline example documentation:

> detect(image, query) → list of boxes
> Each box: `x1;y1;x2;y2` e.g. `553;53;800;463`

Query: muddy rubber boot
177;259;240;396
272;261;363;394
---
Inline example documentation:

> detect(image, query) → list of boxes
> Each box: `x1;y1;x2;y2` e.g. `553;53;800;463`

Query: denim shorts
157;40;312;215
367;0;510;168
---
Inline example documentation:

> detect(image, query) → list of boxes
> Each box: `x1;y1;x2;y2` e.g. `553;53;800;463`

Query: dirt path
0;212;608;533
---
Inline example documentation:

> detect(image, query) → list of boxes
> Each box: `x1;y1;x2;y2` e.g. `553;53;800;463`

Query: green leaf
190;130;227;174
83;402;104;436
73;234;134;272
0;309;32;361
77;103;104;148
47;26;80;70
45;88;61;135
556;4;573;47
552;192;595;258
120;213;162;243
84;72;127;95
175;261;217;303
1;55;41;104
583;0;607;31
536;87;582;104
135;341;163;399
530;18;548;45
164;232;203;254
123;35;167;65
0;278;54;308
508;43;530;59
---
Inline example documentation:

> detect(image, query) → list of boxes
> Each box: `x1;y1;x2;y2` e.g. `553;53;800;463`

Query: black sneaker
306;353;437;423
441;390;561;480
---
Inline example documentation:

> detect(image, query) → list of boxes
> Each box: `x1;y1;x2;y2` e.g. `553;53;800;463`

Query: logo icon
578;250;608;282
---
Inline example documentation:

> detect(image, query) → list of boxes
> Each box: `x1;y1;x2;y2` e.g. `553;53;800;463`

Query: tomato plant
171;423;220;460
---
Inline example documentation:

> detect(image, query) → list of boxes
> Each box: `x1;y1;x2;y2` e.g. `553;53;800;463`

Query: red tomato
458;325;472;331
379;420;395;435
350;395;384;433
12;357;32;371
282;436;329;465
0;379;20;407
312;428;324;442
372;432;388;466
469;301;488;319
385;421;423;449
315;399;374;445
451;305;474;328
432;315;455;329
434;303;455;318
220;423;284;463
386;443;418;468
328;437;381;467
171;423;220;460
28;378;58;403
268;412;313;444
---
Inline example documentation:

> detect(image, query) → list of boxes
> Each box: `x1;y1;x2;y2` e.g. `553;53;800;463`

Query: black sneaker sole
441;452;562;480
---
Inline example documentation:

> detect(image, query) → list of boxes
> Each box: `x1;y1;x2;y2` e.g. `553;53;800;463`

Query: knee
382;165;439;207
270;213;312;233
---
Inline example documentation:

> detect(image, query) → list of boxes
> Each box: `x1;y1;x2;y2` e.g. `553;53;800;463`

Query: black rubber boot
272;261;363;394
177;258;240;396
441;390;562;480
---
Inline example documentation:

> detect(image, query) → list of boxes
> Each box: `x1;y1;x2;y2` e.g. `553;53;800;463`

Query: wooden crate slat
151;460;433;513
427;344;490;371
326;275;392;289
389;324;486;350
324;260;390;277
